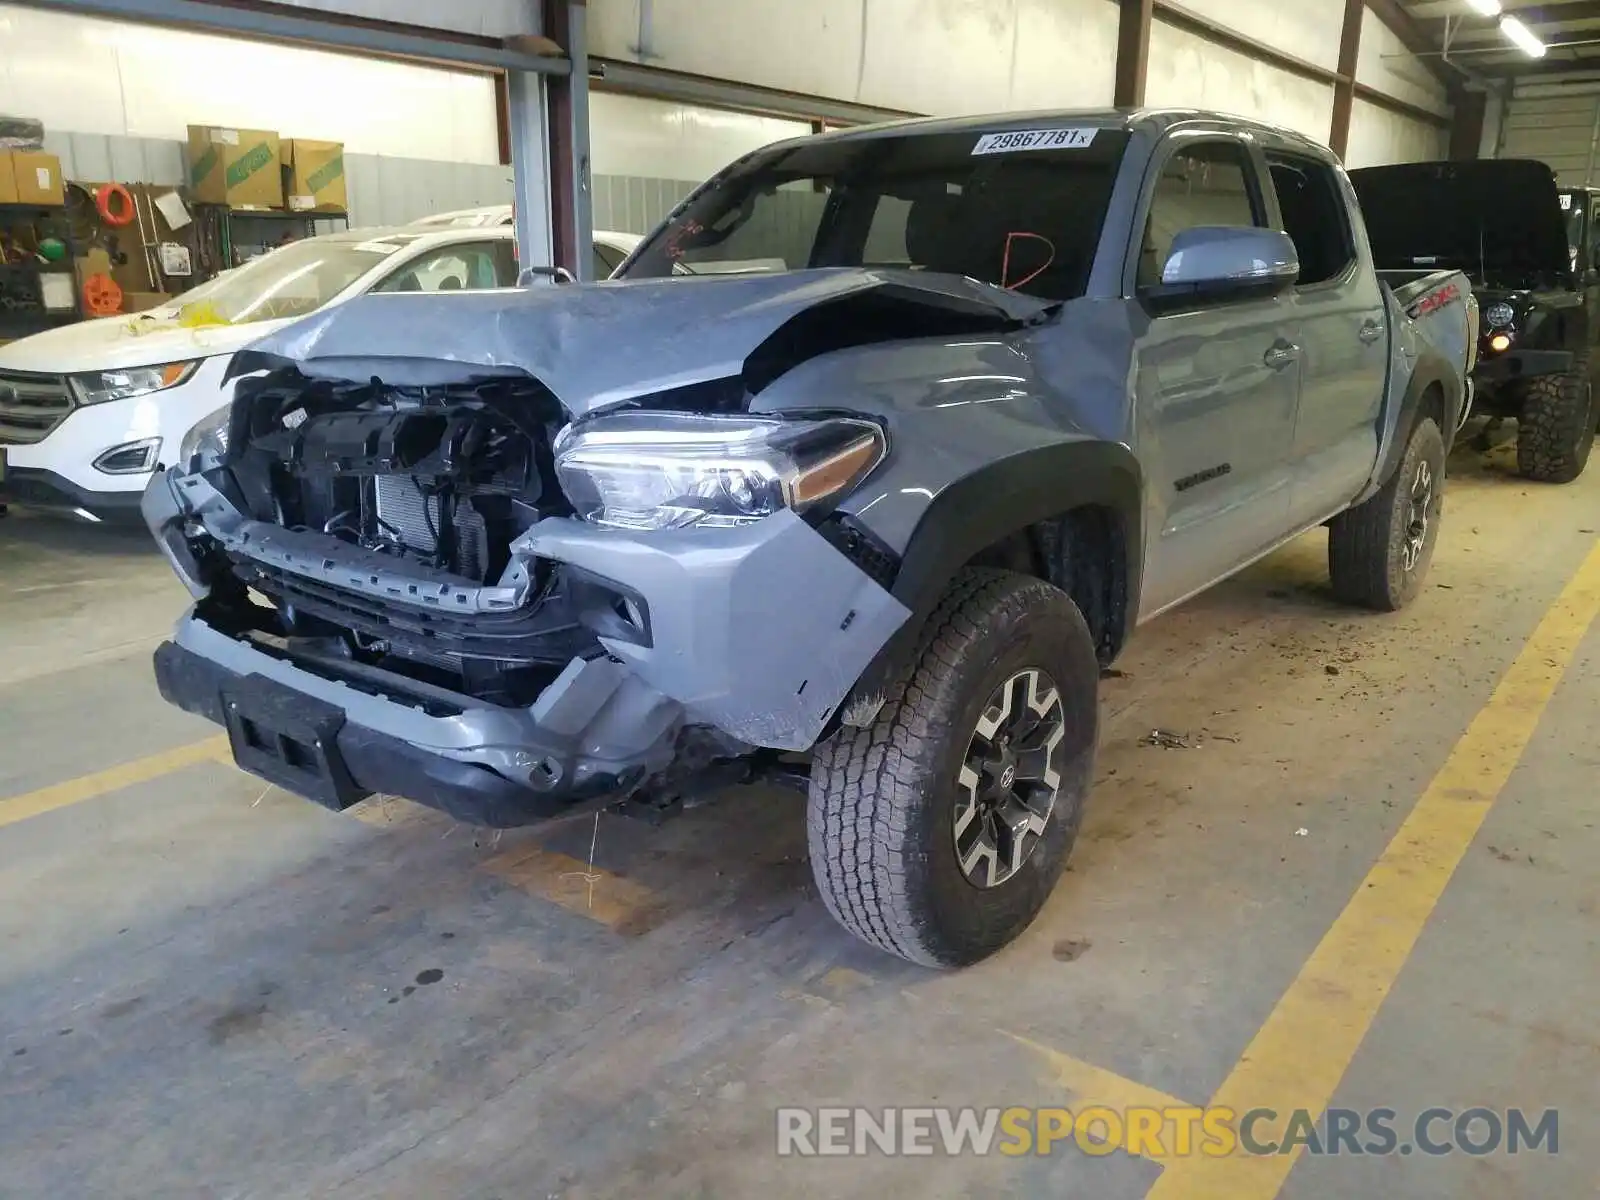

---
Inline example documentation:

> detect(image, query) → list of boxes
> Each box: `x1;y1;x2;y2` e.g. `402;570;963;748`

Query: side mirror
1152;226;1300;303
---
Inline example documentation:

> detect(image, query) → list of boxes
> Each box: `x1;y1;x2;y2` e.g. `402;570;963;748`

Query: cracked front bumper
142;466;911;821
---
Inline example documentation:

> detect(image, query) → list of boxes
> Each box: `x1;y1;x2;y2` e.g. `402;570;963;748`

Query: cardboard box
12;152;63;205
123;290;173;313
0;151;63;205
187;125;282;209
281;138;346;213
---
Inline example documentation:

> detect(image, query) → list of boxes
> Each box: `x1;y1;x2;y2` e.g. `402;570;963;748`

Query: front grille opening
0;370;73;445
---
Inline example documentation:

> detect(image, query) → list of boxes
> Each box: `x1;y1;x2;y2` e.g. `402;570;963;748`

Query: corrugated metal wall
1498;89;1600;185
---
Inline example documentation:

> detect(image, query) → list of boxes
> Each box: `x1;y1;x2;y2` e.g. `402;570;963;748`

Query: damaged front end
138;270;1033;825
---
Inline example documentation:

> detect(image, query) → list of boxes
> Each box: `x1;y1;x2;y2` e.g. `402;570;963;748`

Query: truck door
1131;136;1300;618
1266;151;1389;528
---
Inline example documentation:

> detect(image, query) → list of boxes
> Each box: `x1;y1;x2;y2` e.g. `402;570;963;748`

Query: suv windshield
622;127;1130;301
179;238;407;324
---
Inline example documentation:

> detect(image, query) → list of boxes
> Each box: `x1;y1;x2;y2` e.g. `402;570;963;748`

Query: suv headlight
69;361;201;406
178;405;230;467
553;412;886;531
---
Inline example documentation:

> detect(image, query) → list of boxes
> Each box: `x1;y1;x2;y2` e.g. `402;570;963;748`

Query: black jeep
1352;159;1600;483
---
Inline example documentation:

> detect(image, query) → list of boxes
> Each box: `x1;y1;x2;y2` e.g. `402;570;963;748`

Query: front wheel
1517;349;1597;483
806;569;1099;968
1327;415;1446;612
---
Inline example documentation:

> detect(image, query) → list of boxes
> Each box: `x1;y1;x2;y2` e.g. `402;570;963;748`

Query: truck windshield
622;127;1130;301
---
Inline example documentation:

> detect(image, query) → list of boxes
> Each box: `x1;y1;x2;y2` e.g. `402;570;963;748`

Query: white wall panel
1171;0;1344;71
0;4;499;163
993;0;1118;111
1355;9;1449;117
258;0;534;37
590;92;811;180
589;0;1116;116
1343;99;1449;169
1146;22;1335;143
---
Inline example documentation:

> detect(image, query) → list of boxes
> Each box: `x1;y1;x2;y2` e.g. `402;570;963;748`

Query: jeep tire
1517;346;1597;484
1328;415;1446;612
807;569;1099;968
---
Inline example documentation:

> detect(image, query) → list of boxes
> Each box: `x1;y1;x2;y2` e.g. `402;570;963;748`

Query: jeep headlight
553;412;886;531
1484;302;1516;329
178;405;230;467
69;361;200;406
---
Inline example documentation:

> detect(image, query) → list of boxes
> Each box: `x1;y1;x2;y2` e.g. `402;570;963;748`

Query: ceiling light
1465;0;1501;15
1500;14;1547;57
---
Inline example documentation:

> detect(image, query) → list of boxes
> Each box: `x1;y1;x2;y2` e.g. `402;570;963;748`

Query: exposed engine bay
195;371;612;708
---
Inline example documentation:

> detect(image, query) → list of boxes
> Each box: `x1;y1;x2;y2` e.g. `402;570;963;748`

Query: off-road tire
1327;416;1446;612
1517;347;1597;483
806;569;1099;968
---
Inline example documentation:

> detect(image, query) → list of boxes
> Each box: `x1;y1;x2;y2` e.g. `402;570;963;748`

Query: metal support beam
12;0;571;74
1115;0;1154;108
1330;0;1366;157
591;60;917;126
507;67;555;275
542;0;593;279
1449;89;1488;160
1362;0;1460;91
1154;1;1339;88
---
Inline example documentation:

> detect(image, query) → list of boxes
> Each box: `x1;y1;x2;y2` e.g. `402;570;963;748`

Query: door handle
1359;320;1385;344
1263;341;1301;370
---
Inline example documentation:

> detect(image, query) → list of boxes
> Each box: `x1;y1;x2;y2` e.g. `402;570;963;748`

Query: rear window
622;128;1131;302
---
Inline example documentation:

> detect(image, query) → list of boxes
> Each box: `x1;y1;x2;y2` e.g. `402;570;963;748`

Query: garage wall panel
1499;88;1600;185
589;0;1116;115
590;92;811;180
1355;9;1449;117
1343;99;1449;169
1168;0;1345;71
252;0;534;38
0;4;499;163
1145;22;1335;142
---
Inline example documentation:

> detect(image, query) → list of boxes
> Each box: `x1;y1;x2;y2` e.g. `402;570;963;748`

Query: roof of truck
803;107;1335;154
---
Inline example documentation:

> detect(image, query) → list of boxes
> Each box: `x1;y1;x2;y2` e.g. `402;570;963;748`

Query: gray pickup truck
142;109;1473;967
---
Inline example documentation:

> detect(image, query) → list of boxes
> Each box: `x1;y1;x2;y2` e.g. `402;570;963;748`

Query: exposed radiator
371;476;487;580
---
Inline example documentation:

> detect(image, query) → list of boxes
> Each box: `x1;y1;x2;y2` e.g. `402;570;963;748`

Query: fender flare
844;439;1144;715
1359;345;1462;506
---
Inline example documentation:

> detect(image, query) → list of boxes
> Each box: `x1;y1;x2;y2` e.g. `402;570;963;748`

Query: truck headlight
554;412;886;531
178;405;230;467
69;361;200;406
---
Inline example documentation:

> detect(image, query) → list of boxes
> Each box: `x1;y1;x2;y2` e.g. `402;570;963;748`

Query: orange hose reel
83;273;123;316
96;182;136;228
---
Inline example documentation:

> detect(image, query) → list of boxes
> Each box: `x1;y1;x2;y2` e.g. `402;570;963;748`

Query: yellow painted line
483;843;669;935
1010;1032;1196;1163
1012;1031;1193;1113
1146;538;1600;1200
0;735;232;829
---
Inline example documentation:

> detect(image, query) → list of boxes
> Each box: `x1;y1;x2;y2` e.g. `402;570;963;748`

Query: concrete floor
1;434;1597;1199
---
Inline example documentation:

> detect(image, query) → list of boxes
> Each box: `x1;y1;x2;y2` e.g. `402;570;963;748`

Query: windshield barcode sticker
972;128;1098;156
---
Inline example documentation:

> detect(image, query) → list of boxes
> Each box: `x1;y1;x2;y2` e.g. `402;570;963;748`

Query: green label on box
306;152;344;195
226;142;275;188
190;145;218;187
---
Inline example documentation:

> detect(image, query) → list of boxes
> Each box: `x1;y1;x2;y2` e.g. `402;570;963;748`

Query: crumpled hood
231;268;1050;417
